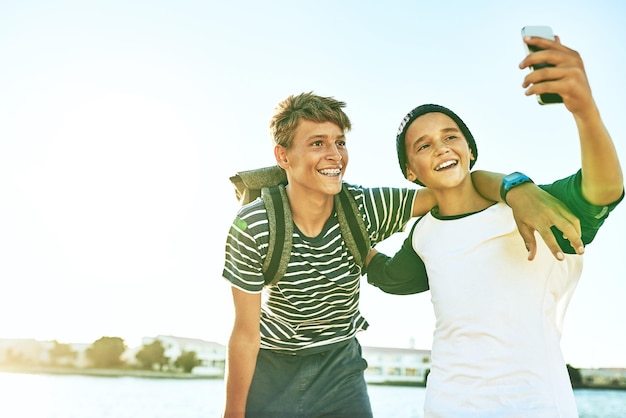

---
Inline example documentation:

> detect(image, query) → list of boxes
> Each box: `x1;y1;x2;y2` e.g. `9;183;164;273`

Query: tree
86;336;126;368
135;340;168;370
48;340;76;366
174;350;201;373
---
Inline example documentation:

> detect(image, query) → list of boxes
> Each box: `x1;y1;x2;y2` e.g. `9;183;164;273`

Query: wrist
500;172;534;205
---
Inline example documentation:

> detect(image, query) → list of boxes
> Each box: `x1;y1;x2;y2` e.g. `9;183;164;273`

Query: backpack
229;165;371;286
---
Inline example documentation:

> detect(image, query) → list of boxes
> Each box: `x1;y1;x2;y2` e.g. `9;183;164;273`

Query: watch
500;172;534;204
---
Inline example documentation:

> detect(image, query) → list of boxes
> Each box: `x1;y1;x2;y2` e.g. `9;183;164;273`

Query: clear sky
1;0;624;369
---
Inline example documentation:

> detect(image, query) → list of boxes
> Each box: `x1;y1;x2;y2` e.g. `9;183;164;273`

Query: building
362;346;431;386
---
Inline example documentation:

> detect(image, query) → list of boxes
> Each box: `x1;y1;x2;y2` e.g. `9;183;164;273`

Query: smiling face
403;112;475;189
276;119;348;198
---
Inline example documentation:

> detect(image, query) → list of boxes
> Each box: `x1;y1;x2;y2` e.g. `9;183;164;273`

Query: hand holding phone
521;25;563;105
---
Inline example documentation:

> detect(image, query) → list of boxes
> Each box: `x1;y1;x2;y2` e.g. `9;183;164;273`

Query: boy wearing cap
221;90;588;418
366;35;624;416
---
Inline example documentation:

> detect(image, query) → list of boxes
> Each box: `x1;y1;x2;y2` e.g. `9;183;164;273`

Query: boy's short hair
270;92;352;148
396;104;478;186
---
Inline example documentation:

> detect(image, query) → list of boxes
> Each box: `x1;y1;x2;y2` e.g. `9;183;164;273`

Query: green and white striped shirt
222;183;417;353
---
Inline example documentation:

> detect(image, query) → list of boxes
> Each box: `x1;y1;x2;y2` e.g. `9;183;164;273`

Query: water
1;372;625;418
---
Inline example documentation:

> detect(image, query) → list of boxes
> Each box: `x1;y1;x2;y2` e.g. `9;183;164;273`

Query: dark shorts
246;337;373;418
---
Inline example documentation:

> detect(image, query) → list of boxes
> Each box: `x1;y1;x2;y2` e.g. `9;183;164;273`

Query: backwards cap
396;104;478;186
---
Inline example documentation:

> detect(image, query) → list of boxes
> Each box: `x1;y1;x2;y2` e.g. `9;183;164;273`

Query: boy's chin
322;182;343;196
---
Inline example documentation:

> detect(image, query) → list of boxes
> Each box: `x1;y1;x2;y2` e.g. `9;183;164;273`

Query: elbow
229;321;261;350
583;183;625;206
228;331;261;355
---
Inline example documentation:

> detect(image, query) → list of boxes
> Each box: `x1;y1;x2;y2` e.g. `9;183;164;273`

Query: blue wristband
500;172;534;204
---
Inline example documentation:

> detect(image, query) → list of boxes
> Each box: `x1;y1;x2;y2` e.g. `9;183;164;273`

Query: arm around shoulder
366;227;429;295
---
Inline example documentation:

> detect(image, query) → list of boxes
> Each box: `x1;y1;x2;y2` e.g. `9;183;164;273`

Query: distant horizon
3;334;625;371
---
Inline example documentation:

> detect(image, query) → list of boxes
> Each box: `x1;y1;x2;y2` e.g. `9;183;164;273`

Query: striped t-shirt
222;183;417;352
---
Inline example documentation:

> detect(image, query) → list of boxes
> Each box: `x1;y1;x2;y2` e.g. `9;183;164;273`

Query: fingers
506;183;583;261
517;224;538;261
527;243;537;261
519;220;566;261
537;207;584;258
522;64;586;91
536;227;565;261
519;36;580;74
552;215;585;255
540;200;584;258
520;39;591;113
523;79;568;101
521;35;557;47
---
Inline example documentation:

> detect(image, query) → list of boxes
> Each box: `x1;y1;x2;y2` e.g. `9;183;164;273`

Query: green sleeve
539;170;624;254
366;221;429;295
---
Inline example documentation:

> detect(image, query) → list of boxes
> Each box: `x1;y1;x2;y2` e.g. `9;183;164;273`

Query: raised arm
520;34;624;205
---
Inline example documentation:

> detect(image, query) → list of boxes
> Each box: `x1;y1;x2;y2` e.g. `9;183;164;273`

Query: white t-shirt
413;203;581;417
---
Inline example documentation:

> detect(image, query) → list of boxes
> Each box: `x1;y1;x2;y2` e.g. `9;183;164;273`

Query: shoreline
0;365;222;380
2;365;626;391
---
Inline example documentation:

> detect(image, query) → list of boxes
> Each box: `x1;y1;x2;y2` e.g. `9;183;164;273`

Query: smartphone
521;25;563;105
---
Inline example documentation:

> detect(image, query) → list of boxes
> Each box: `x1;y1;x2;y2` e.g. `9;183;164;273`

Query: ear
405;165;418;182
274;145;289;169
465;139;475;161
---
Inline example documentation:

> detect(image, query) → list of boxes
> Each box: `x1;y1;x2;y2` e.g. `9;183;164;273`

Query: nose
326;144;343;161
433;139;450;156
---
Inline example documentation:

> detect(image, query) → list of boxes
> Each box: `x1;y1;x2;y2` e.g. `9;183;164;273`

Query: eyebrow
414;127;460;145
307;133;346;141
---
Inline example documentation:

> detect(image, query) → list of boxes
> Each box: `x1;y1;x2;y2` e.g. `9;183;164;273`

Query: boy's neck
431;183;493;217
286;185;335;238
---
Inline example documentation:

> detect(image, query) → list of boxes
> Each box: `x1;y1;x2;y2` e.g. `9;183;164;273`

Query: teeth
435;160;456;171
319;168;341;176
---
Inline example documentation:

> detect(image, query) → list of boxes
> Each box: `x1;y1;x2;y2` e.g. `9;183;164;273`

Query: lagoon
1;372;625;418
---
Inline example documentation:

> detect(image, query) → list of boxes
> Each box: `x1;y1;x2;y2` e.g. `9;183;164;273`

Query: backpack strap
261;185;293;285
261;183;370;286
335;184;370;270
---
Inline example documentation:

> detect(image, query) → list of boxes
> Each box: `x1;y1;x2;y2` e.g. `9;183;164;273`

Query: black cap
396;104;478;186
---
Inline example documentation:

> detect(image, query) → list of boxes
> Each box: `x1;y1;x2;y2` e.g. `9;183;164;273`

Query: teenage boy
367;35;624;417
221;91;587;418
